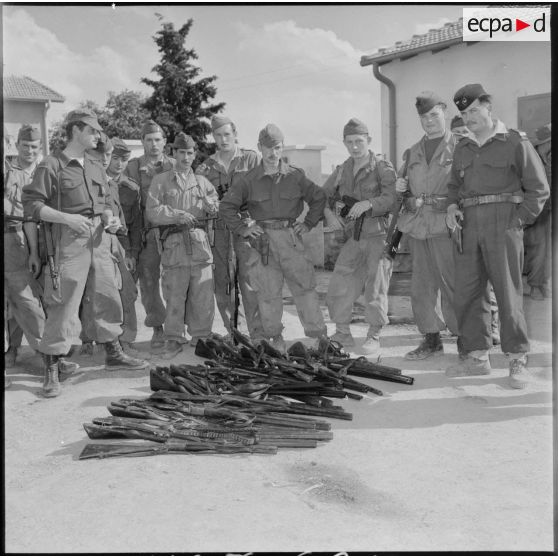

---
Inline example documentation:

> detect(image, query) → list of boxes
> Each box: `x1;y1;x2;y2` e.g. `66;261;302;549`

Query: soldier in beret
125;120;175;350
445;84;549;388
196;115;263;340
146;133;219;359
450;115;471;139
219;124;327;352
523;123;552;301
322;118;396;355
396;91;461;360
22;109;148;397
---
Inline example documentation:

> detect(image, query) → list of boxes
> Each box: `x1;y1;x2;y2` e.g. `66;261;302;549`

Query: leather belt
256;219;294;230
405;195;449;211
460;193;523;208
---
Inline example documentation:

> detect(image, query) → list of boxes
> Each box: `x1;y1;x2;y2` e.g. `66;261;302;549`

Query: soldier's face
108;154;129;176
175;148;196;171
343;134;371;159
213;124;237;153
461;100;492;135
419;105;446;137
16;139;41;165
143;132;166;158
76;124;101;150
259;142;283;167
99;147;114;170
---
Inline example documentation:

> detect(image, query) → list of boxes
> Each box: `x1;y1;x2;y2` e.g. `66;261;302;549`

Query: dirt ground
4;271;554;554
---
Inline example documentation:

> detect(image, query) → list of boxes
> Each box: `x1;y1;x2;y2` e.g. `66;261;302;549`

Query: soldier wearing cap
445;84;549;388
219;124;327;352
80;135;145;358
395;91;461;360
322;118;396;355
22;109;148;398
523;123;552;301
125;119;175;350
146;132;219;359
196;115;263;340
450;115;471;140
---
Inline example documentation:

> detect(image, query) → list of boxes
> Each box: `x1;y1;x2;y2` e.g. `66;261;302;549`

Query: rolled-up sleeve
370;160;396;216
22;162;53;220
299;172;326;228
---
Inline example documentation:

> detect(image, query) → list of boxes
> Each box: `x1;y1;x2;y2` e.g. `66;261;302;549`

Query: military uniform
398;129;459;336
22;152;123;356
125;153;175;329
323;151;396;338
447;119;549;356
4;156;45;354
219;160;327;340
196;146;263;338
146;166;218;343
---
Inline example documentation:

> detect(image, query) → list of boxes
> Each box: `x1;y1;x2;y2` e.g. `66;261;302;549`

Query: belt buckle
415;194;424;208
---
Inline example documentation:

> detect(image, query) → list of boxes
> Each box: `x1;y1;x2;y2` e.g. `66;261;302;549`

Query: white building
360;18;551;167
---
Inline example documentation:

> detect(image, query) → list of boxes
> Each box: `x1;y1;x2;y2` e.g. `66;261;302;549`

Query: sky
2;3;465;172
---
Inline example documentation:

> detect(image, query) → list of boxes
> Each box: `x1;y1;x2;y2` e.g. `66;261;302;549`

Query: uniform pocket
190;229;213;264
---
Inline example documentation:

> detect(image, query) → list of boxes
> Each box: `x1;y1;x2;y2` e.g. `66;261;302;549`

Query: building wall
3;100;47;156
376;41;551;167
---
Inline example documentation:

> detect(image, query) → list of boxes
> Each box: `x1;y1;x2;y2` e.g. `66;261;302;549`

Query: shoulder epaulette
240;148;258;157
509;128;529;141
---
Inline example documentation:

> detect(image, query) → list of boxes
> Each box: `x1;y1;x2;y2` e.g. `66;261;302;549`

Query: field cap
415;91;446;115
258;124;284;147
66;108;102;132
535;123;551;144
171;132;196;150
211;115;233;131
343;118;368;137
111;137;131;158
17;124;41;142
141;120;164;137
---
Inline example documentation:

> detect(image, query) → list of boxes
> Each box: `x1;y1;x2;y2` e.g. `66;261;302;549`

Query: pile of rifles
79;330;414;460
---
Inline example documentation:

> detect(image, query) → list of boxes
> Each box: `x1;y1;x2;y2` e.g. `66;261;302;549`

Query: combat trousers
161;263;215;341
211;223;264;338
81;238;138;344
524;210;551;290
454;203;529;355
248;228;326;339
40;218;123;355
137;229;166;328
326;235;392;333
409;236;458;335
4;230;45;351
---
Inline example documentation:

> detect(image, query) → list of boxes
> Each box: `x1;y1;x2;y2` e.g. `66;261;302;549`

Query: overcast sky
3;3;465;172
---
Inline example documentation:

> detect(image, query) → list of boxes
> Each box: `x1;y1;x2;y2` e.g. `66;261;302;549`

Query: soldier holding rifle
219;124;327;353
322;118;396;355
196;115;263;340
22;109;147;398
396;92;461;361
146;132;219;359
445;84;549;388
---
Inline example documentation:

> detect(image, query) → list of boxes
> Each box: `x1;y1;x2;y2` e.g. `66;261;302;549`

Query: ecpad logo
463;7;550;42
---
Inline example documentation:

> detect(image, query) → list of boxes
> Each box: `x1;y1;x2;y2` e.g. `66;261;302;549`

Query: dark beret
258;124;284;147
453;83;489;111
415;91;446;115
343;118;368;137
17;124;41;142
171;132;196;150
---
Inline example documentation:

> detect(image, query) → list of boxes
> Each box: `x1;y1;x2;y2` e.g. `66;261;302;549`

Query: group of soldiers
4;82;551;398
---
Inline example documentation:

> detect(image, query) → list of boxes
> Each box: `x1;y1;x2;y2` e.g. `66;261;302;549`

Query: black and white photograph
2;2;554;554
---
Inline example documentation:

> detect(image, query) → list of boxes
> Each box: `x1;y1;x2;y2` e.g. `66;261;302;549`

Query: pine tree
141;18;225;156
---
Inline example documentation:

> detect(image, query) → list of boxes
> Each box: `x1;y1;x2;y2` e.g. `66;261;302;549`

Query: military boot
445;355;491;378
509;358;530;389
80;342;94;356
151;326;166;349
4;346;18;368
104;339;149;370
161;339;183;359
58;357;79;381
42;354;61;398
330;325;355;348
405;332;443;360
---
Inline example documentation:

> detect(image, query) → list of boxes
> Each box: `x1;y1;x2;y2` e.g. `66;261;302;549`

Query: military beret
94;132;113;154
453;83;489;111
415;91;446;115
17;124;41;142
65;108;102;131
111;137;131;157
141;120;164;137
258;124;284;147
211;115;233;131
450;115;465;129
171;132;196;150
343;118;368;137
535;123;551;144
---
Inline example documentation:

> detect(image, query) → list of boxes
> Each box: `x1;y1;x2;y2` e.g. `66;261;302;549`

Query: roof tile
4;75;65;103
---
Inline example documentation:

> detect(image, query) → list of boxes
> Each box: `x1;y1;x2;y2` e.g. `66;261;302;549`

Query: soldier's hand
28;253;42;278
395;177;409;193
446;204;464;230
241;223;264;239
104;216;122;234
293;222;310;236
177;212;196;226
347;200;372;220
64;214;92;234
125;256;136;273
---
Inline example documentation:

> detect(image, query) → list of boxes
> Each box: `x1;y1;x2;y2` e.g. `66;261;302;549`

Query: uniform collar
347;150;376;174
173;167;196;189
468;119;508;147
210;145;242;166
11;155;42;174
257;159;288;177
139;153;171;171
